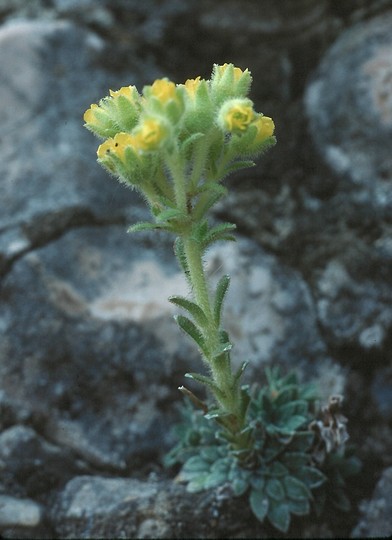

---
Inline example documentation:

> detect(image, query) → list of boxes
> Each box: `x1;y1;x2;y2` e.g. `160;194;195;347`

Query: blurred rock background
0;1;391;537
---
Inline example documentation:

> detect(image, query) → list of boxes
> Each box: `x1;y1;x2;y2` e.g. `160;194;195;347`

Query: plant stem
182;234;245;432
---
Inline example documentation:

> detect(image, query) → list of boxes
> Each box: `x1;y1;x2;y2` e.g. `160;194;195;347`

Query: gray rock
305;13;392;211
0;19;147;275
302;14;392;353
0;494;42;528
0;425;88;499
351;467;392;537
51;475;267;539
0;221;334;468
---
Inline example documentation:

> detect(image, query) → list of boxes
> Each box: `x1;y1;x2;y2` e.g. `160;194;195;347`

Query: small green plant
84;64;360;533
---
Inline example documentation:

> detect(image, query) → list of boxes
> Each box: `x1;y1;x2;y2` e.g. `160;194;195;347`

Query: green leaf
250;475;265;491
283;476;311;501
184;373;221;396
200;447;221;462
213;274;230;326
267;501;291;533
232;477;249;497
222;160;255;177
204;471;229;489
169;296;208;327
174;237;189;278
278;400;309;420
269;462;289;477
186;473;210;493
289;497;310;516
282;452;310;469
182;456;210;473
266;478;285;501
281;415;308;432
156;207;186;222
203;222;237;249
127;221;162;233
181;132;205;155
274;386;297;406
249;489;269;523
174;315;209;357
290;431;315;452
296;466;326;489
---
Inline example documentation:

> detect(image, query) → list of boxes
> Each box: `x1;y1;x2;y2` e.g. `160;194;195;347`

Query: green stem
167;153;187;212
181;234;242;427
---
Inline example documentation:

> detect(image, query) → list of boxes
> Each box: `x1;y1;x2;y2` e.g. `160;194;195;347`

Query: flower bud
210;63;252;105
135;117;168;151
83;103;118;139
218;98;255;134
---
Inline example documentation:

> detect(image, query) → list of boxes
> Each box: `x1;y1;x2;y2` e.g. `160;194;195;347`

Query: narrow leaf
127;221;162;233
184;372;223;399
174;315;209;357
169;296;208;327
174;237;189;279
222;159;255;177
214;274;230;326
203;222;237;249
156;208;186;222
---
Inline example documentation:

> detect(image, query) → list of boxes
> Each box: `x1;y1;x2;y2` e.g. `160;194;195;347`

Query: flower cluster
84;64;275;225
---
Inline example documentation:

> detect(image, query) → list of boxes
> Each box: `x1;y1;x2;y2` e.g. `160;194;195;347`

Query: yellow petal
150;79;177;103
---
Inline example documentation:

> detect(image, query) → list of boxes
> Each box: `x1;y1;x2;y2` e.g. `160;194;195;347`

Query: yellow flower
97;132;141;161
83;103;101;125
224;103;254;132
109;85;137;99
184;76;201;99
97;138;116;159
150;79;177;103
217;63;245;82
253;116;275;141
136;118;167;151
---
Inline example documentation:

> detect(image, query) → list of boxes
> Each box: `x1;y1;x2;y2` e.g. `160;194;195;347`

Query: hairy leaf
174;315;209;357
169;296;208;327
213;274;230;326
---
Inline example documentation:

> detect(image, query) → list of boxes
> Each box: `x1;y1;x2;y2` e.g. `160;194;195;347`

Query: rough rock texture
0;1;392;538
351;467;392;537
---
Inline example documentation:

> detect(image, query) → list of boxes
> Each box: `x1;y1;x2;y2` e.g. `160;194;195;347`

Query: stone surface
0;19;151;275
305;13;392;209
51;475;266;539
0;2;391;538
302;14;392;354
351;467;392;537
0;494;42;528
0;223;333;469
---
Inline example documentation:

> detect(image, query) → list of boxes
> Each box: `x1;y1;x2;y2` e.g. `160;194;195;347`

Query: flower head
83;103;101;125
183;76;202;99
135;118;167;151
109;85;137;100
253;115;275;142
217;63;245;82
150;79;177;103
219;99;254;133
97;132;141;162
